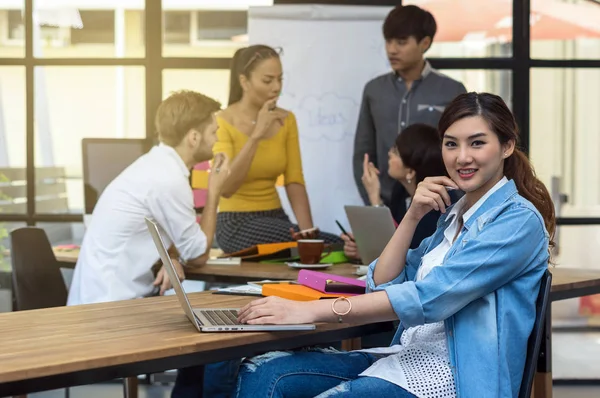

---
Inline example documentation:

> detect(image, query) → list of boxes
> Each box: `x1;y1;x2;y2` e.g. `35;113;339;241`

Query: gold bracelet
331;297;352;323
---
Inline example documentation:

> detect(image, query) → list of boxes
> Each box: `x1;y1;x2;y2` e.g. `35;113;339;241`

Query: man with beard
353;5;467;206
68;90;229;305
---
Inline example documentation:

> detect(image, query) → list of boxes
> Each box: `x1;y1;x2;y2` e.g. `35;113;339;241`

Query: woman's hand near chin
406;176;459;221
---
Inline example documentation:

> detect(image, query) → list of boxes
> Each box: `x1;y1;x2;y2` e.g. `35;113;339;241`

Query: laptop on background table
145;217;316;332
344;205;397;265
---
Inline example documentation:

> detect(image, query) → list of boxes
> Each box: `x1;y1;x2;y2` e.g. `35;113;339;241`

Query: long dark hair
438;92;556;245
395;123;446;184
228;45;280;106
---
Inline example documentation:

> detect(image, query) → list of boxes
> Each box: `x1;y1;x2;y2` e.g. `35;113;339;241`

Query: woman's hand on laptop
237;296;313;325
153;259;186;295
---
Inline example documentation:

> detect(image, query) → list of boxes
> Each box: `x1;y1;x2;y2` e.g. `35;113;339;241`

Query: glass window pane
530;0;600;60
550;226;600;333
34;66;145;214
530;68;600;218
0;66;26;215
32;2;144;58
1;3;25;57
0;221;26;308
552;226;600;270
162;0;273;58
163;69;229;106
37;222;84;246
439;69;512;107
403;1;512;57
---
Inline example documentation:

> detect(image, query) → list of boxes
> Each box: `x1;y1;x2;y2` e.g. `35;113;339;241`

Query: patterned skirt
216;208;342;254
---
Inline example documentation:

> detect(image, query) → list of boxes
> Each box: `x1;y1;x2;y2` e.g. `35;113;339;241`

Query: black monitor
82;138;152;214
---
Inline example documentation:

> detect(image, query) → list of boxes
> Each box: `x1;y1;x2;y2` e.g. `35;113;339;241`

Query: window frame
0;0;598;228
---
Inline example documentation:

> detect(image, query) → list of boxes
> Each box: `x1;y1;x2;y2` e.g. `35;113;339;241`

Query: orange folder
220;242;298;260
262;284;353;301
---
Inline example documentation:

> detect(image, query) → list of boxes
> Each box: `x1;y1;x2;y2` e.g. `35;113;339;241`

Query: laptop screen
145;217;202;331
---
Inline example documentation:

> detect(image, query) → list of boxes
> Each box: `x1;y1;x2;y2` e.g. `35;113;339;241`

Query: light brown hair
155;90;221;146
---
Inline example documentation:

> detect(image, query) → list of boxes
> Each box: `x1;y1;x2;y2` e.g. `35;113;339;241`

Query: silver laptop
145;217;316;332
344;205;396;265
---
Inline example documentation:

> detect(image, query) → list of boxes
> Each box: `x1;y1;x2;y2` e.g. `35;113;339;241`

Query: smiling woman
232;92;555;398
438;92;556;240
441;120;514;206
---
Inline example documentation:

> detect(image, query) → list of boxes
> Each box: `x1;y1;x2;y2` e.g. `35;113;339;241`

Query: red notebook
297;269;366;296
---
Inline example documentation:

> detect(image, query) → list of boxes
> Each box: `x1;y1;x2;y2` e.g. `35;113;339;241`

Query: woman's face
442;115;514;203
388;147;410;181
241;57;283;107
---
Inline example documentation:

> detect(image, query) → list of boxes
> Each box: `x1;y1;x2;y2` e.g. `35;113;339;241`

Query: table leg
123;376;138;398
533;301;552;398
341;338;362;351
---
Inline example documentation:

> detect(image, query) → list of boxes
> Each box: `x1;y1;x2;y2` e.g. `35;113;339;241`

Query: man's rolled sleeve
146;181;207;261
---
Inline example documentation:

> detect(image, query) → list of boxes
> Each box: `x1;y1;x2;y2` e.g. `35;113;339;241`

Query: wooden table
53;247;79;263
534;267;600;398
26;249;600;398
548;267;600;300
52;247;600;299
0;292;391;396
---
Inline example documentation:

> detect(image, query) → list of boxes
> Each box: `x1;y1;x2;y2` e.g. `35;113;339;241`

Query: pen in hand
335;220;355;242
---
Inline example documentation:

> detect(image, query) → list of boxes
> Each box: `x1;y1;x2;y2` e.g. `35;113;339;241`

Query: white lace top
359;178;508;398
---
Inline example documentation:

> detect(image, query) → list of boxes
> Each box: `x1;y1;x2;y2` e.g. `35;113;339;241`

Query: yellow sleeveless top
213;112;306;212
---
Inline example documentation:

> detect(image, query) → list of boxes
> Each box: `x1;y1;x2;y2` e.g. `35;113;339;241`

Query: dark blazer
388;182;462;249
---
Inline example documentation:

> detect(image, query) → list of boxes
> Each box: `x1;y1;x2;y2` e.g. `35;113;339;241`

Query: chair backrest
82;138;150;214
518;269;552;398
10;227;68;311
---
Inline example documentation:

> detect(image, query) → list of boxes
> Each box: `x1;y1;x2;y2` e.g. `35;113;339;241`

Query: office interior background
0;0;599;359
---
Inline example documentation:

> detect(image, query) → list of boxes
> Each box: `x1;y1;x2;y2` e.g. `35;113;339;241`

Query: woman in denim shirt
234;92;556;398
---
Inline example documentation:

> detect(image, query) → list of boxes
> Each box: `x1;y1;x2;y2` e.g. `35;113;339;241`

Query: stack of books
262;270;366;301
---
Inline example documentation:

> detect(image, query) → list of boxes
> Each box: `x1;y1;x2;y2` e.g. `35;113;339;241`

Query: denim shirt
367;180;550;398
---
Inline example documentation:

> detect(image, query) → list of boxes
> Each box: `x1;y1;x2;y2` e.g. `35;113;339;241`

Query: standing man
353;5;466;206
68;90;228;305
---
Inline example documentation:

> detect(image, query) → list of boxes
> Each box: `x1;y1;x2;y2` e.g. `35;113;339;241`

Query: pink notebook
297;269;366;296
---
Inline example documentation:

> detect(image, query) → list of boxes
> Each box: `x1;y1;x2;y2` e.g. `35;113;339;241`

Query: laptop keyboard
201;309;240;326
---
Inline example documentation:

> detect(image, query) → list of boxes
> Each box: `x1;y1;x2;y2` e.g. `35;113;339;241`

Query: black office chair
10;227;138;398
11;227;68;311
518;269;552;398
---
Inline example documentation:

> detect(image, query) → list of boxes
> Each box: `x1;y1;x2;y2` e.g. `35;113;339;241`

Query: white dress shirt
68;144;207;305
359;177;508;398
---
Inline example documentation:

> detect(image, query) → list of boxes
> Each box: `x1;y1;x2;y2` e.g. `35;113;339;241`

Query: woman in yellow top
213;44;342;253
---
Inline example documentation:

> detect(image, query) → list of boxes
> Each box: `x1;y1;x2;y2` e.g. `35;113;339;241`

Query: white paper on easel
248;4;392;233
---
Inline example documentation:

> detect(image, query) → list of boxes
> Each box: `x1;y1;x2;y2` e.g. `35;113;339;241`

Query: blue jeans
234;348;417;398
171;344;344;397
